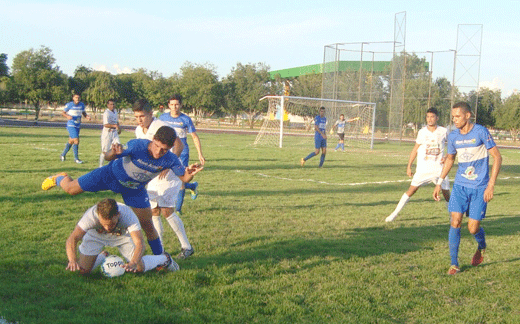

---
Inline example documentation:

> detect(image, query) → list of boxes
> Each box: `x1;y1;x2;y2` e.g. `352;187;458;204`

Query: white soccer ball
101;255;125;278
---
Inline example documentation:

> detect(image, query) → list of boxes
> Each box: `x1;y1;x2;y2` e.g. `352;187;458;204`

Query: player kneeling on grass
65;198;179;275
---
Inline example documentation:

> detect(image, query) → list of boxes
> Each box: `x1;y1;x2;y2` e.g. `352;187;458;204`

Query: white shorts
79;230;138;262
411;172;450;190
147;171;183;209
101;129;120;153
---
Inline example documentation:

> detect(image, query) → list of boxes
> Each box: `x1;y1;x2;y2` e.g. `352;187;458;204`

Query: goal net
253;96;377;149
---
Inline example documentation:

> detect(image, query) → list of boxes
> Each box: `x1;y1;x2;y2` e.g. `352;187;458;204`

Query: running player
386;107;450;222
433;102;502;275
60;93;91;164
134;101;195;259
301;106;327;168
159;94;206;214
99;99;121;168
66;198;179;275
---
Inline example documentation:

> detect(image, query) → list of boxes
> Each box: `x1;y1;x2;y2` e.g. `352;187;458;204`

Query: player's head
96;198;120;232
339;114;345;120
319;106;325;116
150;126;176;159
132;99;154;129
451;102;472;129
107;99;116;111
168;94;183;115
72;93;81;104
425;107;439;126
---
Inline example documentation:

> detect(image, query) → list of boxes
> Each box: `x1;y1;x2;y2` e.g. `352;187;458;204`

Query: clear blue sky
2;0;519;97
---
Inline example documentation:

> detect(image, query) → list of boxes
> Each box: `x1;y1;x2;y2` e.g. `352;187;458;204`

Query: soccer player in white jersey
134;102;195;259
99;99;121;167
386;108;450;222
434;102;502;275
60;93;91;164
65;198;179;275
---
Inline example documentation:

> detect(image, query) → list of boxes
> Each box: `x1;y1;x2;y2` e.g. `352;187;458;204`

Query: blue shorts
314;137;327;149
448;184;487;221
180;150;189;168
67;126;80;139
77;164;151;209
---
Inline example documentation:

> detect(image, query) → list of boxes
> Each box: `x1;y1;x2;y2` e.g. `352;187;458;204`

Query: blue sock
185;182;196;191
56;175;66;187
304;152;317;161
473;228;486;250
62;143;72;157
148;238;163;255
335;144;340;150
449;226;461;266
319;154;326;167
176;189;186;213
341;143;345;150
73;144;79;160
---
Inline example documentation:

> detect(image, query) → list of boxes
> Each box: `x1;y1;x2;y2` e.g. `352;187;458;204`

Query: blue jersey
64;101;86;128
448;124;496;189
159;113;196;165
110;139;185;190
314;115;327;139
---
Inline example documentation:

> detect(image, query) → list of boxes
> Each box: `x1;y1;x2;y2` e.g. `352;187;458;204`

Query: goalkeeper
332;114;359;152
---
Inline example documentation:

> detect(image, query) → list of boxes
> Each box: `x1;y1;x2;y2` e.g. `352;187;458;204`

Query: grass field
1;126;520;323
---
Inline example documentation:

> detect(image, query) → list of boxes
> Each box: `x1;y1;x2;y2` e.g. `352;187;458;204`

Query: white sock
92;253;106;270
152;216;164;243
99;153;105;168
386;193;410;222
142;254;168;272
166;213;192;250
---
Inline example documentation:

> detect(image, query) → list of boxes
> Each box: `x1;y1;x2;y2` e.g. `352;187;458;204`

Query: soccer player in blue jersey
433;102;502;275
159;95;205;214
301;106;327;168
42;123;204;256
60;93;91;164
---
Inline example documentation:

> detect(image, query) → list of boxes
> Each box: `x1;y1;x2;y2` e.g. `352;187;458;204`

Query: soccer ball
101;255;125;278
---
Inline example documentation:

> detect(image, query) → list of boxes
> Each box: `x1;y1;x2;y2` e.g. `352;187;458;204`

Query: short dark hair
154;126;176;147
320;106;325;110
452;102;472;114
169;94;183;104
97;198;119;220
132;99;152;113
107;99;115;104
426;107;439;116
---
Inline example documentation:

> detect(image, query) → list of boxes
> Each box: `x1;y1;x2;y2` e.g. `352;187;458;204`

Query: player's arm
172;137;184;157
104;143;124;161
406;144;420;177
65;226;87;271
61;110;72;120
82;110;91;121
314;124;326;139
484;146;502;202
190;132;205;165
125;230;145;272
177;163;204;183
433;153;455;201
347;117;359;122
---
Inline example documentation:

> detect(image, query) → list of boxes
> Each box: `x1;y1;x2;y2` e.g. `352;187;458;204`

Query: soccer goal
254;96;377;149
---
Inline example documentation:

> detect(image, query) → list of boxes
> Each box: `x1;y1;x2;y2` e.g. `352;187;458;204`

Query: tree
290;73;322;98
11;46;68;120
222;62;270;128
466;87;502;128
0;53;8;77
83;71;120;113
178;62;223;121
494;93;520;141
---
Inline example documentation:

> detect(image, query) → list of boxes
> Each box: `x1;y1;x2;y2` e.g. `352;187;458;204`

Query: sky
2;0;519;97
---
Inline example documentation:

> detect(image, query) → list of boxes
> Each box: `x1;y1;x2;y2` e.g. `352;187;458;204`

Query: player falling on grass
134;101;195;259
42;117;203;256
301;106;327;168
332;114;359;152
159;95;205;214
60;93;91;164
66;198;179;275
386;107;450;222
99;99;121;168
433;102;502;275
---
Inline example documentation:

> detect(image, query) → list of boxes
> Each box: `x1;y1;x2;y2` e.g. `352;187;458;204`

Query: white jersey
136;118;182;208
77;202;141;236
415;125;448;174
101;109;120;152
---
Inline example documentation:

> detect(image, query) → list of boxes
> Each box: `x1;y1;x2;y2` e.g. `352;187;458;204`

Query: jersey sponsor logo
455;138;477;145
118;179;141;189
461;166;478;181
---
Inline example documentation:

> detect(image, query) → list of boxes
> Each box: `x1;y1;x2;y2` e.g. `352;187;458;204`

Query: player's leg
151;206;164;243
468;187;487;266
77;232;108;275
161;206;194;258
72;135;82;163
61;128;76;160
386;185;420;222
319;145;327;168
130;206;163;255
447;184;468;274
301;138;321;166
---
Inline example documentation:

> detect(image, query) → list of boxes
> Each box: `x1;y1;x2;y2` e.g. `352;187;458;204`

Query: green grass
1;126;520;323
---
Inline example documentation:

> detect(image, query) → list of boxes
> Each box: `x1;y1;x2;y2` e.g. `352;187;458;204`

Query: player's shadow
187;215;520;280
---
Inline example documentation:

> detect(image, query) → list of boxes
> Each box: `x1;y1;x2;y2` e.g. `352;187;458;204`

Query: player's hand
186;163;203;176
111;143;124;155
198;154;206;166
85;115;91;121
123;262;138;273
158;169;169;180
440;156;447;164
433;185;442;201
483;185;494;202
66;260;81;272
406;166;413;177
117;127;122;135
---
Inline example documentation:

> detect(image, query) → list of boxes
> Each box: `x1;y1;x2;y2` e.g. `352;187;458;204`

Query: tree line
0;46;519;138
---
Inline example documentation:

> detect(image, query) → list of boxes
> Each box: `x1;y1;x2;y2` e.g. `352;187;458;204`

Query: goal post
253;95;377;149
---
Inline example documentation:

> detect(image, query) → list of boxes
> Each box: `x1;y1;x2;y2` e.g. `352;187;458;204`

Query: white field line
236;170;520;187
